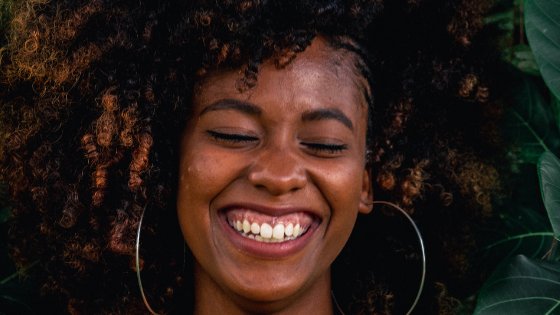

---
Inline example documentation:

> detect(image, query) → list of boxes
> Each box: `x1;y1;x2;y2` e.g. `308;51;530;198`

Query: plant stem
513;110;551;152
543;238;559;261
0;260;39;285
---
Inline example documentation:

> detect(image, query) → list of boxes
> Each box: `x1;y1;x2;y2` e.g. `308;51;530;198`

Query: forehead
193;37;370;116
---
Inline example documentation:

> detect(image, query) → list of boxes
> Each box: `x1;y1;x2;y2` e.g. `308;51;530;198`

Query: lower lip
218;214;319;259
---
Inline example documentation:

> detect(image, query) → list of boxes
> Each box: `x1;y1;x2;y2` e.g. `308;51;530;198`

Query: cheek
178;150;219;201
313;161;365;227
322;162;365;204
176;143;223;237
176;142;247;226
312;165;364;262
178;155;208;209
333;169;364;242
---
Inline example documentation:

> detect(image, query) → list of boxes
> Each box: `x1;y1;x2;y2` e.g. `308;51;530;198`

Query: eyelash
207;131;348;154
207;130;258;143
301;142;348;154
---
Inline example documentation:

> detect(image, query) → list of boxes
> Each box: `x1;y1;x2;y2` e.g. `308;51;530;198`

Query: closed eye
207;130;259;143
301;142;348;155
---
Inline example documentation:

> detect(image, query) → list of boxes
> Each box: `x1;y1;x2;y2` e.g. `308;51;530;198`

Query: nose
247;146;307;195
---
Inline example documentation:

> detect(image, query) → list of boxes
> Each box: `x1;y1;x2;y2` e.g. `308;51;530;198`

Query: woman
178;36;374;314
0;0;503;314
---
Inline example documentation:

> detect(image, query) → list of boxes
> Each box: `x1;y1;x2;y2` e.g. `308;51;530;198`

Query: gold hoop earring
331;201;426;315
372;201;426;315
136;207;161;315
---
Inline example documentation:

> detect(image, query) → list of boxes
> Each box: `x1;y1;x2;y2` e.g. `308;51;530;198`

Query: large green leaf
538;152;560;240
0;293;34;315
525;0;560;100
0;261;39;314
504;72;560;165
474;255;560;314
477;204;553;266
554;97;560;129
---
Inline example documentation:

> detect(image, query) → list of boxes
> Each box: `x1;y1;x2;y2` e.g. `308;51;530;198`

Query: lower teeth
246;233;297;243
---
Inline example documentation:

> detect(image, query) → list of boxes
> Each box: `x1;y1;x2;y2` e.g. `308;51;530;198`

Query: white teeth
250;222;260;234
229;218;309;243
285;223;293;237
243;220;251;234
272;224;285;240
260;223;273;239
293;224;301;237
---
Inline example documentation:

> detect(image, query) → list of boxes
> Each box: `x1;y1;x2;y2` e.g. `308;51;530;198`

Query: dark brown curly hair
0;0;505;313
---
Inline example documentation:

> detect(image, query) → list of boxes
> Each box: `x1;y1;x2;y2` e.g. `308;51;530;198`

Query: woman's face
177;37;373;311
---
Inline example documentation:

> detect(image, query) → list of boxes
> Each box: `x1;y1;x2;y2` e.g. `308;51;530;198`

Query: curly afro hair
0;0;505;314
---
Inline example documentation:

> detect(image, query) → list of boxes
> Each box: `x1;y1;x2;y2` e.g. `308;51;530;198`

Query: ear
358;168;374;214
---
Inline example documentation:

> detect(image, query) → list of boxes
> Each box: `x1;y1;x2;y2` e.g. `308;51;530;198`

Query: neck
192;263;334;315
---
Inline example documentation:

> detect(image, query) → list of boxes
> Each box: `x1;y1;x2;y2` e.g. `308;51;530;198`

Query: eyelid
300;141;348;156
207;130;349;156
206;130;259;143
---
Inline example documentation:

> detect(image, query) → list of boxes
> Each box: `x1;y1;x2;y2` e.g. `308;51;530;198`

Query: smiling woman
178;38;373;314
0;0;503;314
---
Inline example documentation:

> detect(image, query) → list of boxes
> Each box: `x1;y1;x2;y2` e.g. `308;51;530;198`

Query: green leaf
474;255;560;314
0;261;38;286
525;0;560;100
0;294;34;314
503;45;541;76
0;277;40;315
0;261;40;314
538;152;560;240
478;205;553;261
553;96;560;130
504;72;560;165
485;9;514;30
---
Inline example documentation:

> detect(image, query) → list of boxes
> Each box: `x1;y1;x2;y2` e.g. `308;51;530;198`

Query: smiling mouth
228;220;309;243
224;209;316;243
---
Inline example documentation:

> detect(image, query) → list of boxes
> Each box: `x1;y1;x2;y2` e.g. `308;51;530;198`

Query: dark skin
177;37;374;314
0;0;505;313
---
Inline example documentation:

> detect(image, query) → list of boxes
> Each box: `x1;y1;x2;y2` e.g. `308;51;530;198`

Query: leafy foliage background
1;0;559;314
472;0;560;314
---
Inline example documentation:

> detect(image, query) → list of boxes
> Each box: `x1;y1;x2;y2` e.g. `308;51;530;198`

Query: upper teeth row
230;220;305;242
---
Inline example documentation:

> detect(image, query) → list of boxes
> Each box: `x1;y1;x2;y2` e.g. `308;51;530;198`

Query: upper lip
217;202;322;221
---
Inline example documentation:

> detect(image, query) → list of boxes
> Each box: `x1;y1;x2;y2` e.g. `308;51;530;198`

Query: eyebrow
200;99;354;131
301;108;354;131
200;99;262;116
